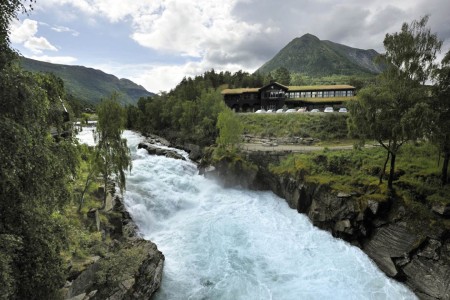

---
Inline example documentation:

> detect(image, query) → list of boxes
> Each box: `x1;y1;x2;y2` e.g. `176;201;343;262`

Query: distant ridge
20;57;155;105
256;33;384;76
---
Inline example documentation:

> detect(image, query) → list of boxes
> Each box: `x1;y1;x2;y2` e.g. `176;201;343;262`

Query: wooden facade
222;82;356;111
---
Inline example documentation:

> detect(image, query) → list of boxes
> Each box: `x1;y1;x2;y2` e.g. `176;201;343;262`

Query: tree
95;93;131;209
349;16;442;190
1;0;34;70
1;2;81;297
1;68;79;298
273;67;291;85
216;108;243;151
432;50;450;185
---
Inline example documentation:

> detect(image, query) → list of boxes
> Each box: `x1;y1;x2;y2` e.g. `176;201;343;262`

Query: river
79;129;417;300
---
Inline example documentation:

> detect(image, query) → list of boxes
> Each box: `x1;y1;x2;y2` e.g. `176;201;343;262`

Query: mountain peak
257;35;384;76
299;33;320;40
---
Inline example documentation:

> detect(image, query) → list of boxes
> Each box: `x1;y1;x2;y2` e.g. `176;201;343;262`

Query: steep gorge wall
204;151;450;300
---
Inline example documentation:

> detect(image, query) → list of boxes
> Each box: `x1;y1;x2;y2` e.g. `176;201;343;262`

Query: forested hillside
20;57;154;105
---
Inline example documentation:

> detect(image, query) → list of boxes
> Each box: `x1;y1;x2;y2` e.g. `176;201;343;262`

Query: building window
329;91;335;97
347;90;354;96
312;91;317;98
317;91;323;98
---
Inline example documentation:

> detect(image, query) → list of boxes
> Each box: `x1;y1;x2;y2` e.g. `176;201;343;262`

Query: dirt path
240;143;357;152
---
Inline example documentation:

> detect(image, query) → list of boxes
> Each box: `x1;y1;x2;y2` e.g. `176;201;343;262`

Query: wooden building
222;82;356;111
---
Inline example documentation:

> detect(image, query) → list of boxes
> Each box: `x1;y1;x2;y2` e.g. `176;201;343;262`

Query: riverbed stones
138;142;185;160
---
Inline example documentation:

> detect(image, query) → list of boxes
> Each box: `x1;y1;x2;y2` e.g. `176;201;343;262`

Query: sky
9;0;450;93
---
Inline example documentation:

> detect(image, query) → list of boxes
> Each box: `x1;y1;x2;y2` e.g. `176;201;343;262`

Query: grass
269;142;448;208
59;146;116;275
238;113;350;140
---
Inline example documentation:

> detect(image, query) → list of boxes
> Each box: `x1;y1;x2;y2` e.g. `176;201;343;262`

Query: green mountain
256;33;384;76
19;57;154;105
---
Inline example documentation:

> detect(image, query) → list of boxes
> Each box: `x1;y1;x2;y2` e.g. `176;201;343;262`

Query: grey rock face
124;244;165;299
207;153;450;300
138;142;185;161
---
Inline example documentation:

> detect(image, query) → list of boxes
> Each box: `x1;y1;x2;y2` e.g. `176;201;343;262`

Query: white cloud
90;59;247;93
27;0;450;92
10;19;58;54
51;25;80;36
30;55;78;64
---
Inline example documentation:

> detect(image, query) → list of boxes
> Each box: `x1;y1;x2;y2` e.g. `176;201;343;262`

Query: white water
78;130;417;300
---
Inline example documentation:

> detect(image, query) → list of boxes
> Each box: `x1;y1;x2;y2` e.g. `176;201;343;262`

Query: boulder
403;256;450;299
364;223;423;278
185;143;202;161
367;200;379;215
334;219;351;233
432;203;450;217
66;258;101;298
138;142;185;160
87;209;100;232
124;242;165;299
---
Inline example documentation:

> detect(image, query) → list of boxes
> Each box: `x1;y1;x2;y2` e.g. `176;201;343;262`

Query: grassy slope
238;113;349;140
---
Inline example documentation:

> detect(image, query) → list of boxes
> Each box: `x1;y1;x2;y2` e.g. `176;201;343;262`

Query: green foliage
272;67;291;85
270;142;444;207
431;50;450;184
0;65;79;299
95;93;131;208
348;16;442;190
216;109;243;150
128;88;227;146
1;0;34;70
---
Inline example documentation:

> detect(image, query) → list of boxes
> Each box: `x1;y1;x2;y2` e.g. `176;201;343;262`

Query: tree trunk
380;151;390;185
442;151;449;185
78;168;96;212
388;153;396;190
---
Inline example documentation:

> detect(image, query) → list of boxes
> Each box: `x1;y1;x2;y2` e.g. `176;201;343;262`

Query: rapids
79;129;417;300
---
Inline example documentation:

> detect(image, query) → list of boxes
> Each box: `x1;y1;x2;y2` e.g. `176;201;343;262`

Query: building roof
221;88;259;95
221;84;355;95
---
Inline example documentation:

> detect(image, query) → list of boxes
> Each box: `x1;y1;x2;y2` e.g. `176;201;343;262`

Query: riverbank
63;129;165;299
201;147;450;299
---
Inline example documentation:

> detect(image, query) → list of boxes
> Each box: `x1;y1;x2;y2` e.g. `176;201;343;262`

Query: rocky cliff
64;193;164;300
203;151;450;300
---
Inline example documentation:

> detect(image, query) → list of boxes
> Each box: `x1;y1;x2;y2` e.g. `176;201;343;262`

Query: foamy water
78;130;417;300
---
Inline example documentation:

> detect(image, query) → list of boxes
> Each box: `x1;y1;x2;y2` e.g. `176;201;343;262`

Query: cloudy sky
10;0;450;93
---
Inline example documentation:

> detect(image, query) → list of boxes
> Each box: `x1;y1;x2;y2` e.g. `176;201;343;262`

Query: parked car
338;107;348;113
297;107;307;113
255;109;266;113
276;109;284;113
310;109;320;113
324;107;334;113
266;109;274;113
285;109;297;113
